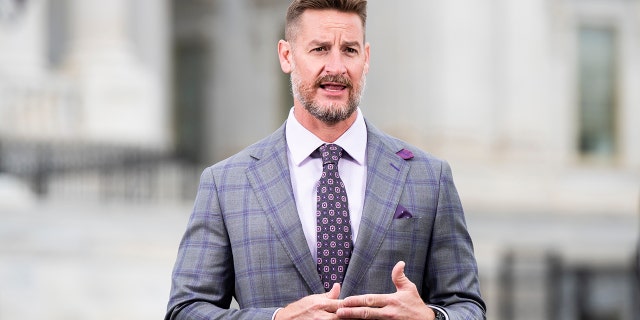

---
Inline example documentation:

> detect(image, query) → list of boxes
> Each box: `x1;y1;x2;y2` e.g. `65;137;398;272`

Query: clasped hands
275;261;437;320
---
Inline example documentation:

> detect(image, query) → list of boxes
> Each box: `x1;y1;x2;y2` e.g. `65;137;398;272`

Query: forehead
296;9;365;42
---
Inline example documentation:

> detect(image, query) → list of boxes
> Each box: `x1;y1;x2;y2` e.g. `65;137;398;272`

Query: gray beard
290;74;366;125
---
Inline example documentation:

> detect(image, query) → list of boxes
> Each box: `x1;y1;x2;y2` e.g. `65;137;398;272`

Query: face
279;9;370;125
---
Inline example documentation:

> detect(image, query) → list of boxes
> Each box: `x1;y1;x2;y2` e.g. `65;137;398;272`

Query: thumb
325;283;341;299
391;261;414;291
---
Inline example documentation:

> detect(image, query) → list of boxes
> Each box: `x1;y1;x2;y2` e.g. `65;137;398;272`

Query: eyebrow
309;40;331;48
308;40;362;48
342;41;362;49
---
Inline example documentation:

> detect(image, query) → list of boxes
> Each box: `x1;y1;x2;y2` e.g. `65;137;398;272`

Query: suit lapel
342;123;410;297
245;126;325;294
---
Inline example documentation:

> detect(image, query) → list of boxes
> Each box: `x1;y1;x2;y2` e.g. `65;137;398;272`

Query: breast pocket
379;216;432;267
390;216;421;234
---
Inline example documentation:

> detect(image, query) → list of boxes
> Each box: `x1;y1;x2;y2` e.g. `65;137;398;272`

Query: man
165;1;486;319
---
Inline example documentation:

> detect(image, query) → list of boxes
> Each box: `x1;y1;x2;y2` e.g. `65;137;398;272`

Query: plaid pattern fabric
165;120;486;320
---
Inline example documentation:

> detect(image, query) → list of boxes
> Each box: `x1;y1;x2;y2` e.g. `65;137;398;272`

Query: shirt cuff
428;304;449;320
272;307;283;320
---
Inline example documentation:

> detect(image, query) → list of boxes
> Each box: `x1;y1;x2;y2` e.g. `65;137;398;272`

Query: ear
363;42;371;75
278;39;293;74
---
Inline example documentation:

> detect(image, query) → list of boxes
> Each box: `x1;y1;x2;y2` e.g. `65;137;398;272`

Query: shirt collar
286;107;367;167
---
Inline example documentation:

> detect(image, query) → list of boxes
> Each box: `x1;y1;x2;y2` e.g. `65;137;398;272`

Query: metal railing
0;138;201;203
498;249;640;320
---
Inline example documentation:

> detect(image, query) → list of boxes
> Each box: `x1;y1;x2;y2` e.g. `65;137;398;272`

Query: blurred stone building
0;0;638;319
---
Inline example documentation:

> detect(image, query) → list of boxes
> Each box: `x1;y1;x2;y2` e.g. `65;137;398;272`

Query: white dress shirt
285;107;367;261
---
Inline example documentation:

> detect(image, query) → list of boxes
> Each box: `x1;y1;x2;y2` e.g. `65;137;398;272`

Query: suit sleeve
423;161;486;319
165;167;278;320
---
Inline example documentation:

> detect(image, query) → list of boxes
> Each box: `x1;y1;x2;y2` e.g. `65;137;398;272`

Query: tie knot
319;144;343;165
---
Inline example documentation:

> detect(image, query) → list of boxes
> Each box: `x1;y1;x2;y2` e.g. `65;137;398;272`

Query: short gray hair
285;0;367;41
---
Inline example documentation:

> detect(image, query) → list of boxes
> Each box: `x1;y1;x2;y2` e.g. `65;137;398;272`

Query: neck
293;105;357;143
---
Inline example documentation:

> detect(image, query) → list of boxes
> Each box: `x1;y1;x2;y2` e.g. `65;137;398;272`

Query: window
577;26;618;162
174;42;207;163
46;0;69;67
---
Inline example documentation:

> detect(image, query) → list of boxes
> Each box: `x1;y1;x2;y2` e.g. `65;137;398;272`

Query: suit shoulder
373;129;446;165
205;125;286;174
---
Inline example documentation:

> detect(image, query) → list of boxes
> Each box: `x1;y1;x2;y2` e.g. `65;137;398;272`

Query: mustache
314;74;353;89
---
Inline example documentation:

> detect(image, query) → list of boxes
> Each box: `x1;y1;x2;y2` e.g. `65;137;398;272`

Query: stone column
62;0;168;148
0;0;46;78
620;2;640;167
364;1;497;161
495;0;555;162
207;0;287;161
363;1;435;146
428;0;498;160
211;0;252;160
0;0;48;138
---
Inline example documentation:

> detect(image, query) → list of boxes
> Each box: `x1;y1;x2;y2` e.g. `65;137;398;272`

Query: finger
342;293;387;308
326;283;341;300
337;306;381;320
391;261;414;291
322;283;344;314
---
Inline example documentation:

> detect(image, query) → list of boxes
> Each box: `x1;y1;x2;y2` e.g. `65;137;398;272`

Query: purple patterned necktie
316;143;353;291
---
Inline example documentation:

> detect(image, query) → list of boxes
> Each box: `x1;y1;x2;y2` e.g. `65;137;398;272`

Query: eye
312;47;327;52
345;47;358;54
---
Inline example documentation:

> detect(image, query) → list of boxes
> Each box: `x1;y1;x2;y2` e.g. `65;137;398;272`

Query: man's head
278;0;370;126
285;0;368;43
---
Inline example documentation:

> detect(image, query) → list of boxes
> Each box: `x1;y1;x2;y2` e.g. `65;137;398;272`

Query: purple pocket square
394;205;413;219
396;149;414;160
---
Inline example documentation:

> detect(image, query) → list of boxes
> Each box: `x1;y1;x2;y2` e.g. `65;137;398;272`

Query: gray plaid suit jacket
166;120;486;320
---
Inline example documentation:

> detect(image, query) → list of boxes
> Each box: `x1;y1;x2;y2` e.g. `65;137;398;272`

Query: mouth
316;74;352;93
320;82;348;92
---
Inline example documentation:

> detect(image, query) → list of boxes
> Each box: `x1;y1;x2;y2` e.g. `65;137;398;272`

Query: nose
324;50;347;75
